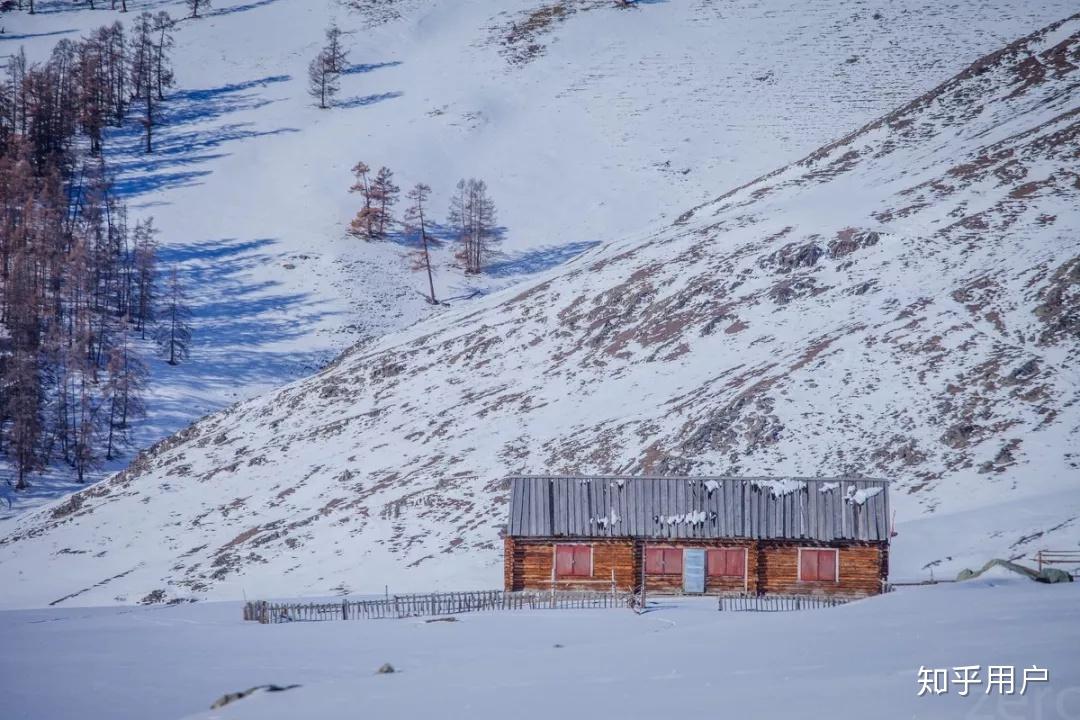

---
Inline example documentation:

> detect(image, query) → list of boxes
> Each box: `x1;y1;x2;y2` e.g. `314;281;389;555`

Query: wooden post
639;542;647;614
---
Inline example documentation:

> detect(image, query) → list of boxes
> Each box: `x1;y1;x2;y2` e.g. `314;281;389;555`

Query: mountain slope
4;0;1076;510
1;13;1078;608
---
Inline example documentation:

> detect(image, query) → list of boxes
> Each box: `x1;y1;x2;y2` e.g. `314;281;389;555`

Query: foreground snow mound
1;15;1078;608
1;583;1077;720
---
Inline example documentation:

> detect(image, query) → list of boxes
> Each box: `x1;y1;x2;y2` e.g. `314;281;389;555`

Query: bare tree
308;24;348;109
307;50;339;109
155;264;191;366
404;183;437;304
131;218;158;338
152;12;175;101
130;11;156;152
347;161;376;239
369;166;399;238
448;178;498;274
102;325;145;460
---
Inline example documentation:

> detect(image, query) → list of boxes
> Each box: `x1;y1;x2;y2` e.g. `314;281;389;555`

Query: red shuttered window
555;545;592;578
644;547;683;574
707;548;746;578
799;548;838;582
645;547;664;574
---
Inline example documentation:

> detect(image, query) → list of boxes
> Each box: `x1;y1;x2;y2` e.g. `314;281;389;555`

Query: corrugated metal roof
506;476;890;542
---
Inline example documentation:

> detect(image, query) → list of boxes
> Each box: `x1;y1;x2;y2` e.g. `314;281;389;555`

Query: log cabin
503;475;890;597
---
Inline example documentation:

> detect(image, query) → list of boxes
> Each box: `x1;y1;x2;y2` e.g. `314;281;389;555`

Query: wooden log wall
506;537;886;597
757;541;885;596
505;537;636;592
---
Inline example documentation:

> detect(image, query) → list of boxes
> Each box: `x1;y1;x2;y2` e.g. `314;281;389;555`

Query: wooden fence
1034;550;1080;575
244;589;634;624
717;593;853;612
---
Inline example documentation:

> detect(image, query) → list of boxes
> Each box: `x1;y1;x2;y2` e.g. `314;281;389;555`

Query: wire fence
244;589;635;624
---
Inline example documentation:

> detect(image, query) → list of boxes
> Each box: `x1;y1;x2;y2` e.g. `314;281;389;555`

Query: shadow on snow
102;74;296;199
336;91;403;109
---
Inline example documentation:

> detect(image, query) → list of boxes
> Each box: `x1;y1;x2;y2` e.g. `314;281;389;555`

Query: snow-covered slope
1;9;1078;608
4;0;1075;510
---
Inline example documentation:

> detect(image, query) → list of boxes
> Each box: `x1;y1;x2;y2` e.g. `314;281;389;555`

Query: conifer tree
186;0;211;19
404;183;437;304
155;264;191;366
370;166;399;238
448;178;498;274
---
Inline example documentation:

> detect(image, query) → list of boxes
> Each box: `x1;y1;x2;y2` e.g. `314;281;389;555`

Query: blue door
683;548;706;594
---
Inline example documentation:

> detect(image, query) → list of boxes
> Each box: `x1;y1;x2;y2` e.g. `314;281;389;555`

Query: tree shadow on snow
336;91;403;109
102;74;296;200
0;28;77;42
23;0;173;14
205;0;284;18
152;236;343;400
342;61;402;75
484;240;600;278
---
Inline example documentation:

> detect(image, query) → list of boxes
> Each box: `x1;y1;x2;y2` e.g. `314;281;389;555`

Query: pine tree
404;183;437;304
155;264;191;366
323;23;349;75
185;0;211;19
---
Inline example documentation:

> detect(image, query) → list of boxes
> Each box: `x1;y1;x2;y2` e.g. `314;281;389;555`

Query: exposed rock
1036;568;1074;584
139;589;167;605
765;241;824;273
828;228;881;258
1003;358;1040;384
941;422;980;449
377;663;396;674
210;684;301;709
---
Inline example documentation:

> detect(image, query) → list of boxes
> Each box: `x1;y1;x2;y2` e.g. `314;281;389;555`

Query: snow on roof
507;476;889;542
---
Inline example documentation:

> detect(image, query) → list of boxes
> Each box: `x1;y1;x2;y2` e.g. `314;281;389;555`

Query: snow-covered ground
3;0;1075;513
1;579;1077;720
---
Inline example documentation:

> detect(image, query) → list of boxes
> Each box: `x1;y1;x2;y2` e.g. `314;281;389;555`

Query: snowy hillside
3;0;1075;511
1;8;1076;609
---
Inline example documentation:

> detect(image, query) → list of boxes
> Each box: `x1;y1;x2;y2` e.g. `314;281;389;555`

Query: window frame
797;547;839;583
707;547;748;579
553;543;593;579
644;546;684;575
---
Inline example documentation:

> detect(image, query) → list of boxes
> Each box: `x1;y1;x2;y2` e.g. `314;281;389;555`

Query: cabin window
707;548;746;578
644;547;683;574
554;544;592;578
799;548;838;582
